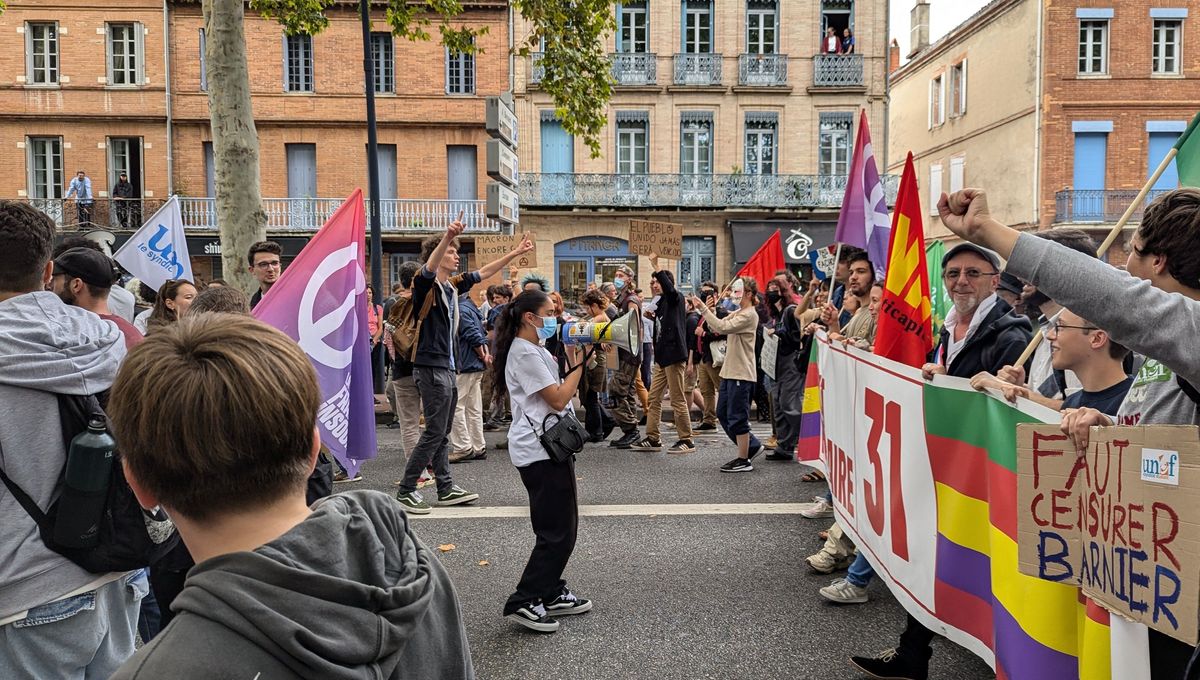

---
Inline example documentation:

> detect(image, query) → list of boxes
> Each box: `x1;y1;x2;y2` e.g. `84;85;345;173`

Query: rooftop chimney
889;38;901;72
910;1;931;58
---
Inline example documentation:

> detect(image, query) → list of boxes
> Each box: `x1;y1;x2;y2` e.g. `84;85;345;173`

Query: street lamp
359;0;384;393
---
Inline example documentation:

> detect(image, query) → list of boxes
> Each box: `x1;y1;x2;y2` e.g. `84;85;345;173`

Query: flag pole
1011;146;1178;368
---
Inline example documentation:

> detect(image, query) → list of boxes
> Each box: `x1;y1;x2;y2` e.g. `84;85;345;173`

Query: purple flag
834;110;891;277
253;189;377;476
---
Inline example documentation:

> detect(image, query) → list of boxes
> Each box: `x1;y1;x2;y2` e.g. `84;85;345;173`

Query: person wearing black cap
851;241;1031;680
112;172;135;229
996;271;1025;316
51;247;143;349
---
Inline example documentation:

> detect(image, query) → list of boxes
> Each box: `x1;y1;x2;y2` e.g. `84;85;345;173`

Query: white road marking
411;502;808;519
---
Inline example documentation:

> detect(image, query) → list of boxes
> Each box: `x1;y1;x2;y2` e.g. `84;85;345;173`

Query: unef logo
1141;448;1180;486
135;224;185;279
298;242;364;370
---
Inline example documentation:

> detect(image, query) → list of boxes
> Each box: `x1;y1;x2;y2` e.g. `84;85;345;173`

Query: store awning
729;221;837;266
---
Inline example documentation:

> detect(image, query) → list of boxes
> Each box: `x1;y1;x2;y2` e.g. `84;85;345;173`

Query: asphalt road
352;419;995;680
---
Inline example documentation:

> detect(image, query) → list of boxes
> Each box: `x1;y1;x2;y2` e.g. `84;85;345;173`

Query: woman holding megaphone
689;278;762;473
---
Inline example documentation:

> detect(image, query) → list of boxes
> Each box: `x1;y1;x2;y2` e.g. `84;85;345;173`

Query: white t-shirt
505;337;575;467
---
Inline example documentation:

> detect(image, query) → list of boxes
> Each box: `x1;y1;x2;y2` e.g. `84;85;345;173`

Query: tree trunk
204;0;266;293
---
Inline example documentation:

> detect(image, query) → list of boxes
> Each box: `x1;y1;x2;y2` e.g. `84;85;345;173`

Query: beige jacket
700;305;759;382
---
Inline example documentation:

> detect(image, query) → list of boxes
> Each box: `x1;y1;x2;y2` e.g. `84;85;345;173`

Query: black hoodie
933;296;1033;379
111;490;474;680
651;270;688;367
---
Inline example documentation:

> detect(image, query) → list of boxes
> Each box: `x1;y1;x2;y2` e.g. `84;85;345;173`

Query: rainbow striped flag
796;340;821;462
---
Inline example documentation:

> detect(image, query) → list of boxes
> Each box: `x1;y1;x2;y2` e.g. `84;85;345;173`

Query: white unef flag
113;196;193;291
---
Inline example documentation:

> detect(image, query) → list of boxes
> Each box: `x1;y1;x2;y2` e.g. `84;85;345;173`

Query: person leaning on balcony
112;172;135;229
841;27;855;54
64;169;94;228
823;27;842;55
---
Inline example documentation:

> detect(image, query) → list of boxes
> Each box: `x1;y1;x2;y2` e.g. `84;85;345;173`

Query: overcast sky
889;0;992;63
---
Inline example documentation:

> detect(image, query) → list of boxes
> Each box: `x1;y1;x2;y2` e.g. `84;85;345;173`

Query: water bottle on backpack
53;415;115;549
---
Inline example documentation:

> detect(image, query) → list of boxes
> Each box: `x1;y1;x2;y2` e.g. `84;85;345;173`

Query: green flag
1172;110;1200;187
926;240;948;338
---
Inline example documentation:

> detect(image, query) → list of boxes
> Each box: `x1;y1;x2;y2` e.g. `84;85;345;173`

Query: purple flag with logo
834;110;891;277
253;189;376;476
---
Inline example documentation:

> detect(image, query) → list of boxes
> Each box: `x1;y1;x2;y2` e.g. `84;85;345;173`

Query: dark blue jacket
455;294;488;374
411;268;481;369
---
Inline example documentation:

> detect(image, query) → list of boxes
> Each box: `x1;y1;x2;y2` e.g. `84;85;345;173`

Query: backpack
0;392;180;574
389;290;436;363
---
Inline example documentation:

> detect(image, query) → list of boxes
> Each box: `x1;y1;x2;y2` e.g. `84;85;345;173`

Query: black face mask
767;291;781;304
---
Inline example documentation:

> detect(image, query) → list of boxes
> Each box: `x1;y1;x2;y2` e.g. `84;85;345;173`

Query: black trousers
898;614;936;658
583;389;615;436
504;457;579;613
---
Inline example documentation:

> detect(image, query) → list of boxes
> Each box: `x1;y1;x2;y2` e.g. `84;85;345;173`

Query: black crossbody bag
525;346;595;463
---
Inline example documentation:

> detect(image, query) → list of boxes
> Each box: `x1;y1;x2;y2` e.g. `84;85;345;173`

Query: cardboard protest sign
475;233;537;269
628;219;682;259
1017;424;1200;644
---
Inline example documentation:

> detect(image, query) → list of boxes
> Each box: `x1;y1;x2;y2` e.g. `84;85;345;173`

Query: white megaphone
560;312;642;355
83;228;117;257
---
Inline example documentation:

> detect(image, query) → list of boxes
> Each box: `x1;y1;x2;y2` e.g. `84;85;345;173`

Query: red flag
736;230;786;291
873;153;934;367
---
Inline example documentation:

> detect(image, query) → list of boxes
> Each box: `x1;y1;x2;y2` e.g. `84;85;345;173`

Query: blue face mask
536;316;558;340
613;277;626;290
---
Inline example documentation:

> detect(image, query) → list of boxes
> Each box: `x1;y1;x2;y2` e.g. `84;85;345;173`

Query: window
929;74;945;127
446;42;475;94
683;0;712;53
1078;20;1108;75
371;33;394;93
107;23;142;86
1153;20;1182;75
285;34;313;92
744;113;777;175
26;22;58;85
949;156;965;193
949;61;967;117
746;0;777;54
27;137;64;199
616;116;649;174
928;163;943;216
617;1;648;53
199;29;207;91
818;112;853;177
680;114;712;175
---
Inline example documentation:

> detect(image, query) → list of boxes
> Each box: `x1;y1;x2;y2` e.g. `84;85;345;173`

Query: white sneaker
799;497;834;519
820;577;869;604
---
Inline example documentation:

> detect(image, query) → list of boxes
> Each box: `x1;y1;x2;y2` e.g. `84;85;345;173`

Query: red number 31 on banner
864;388;910;561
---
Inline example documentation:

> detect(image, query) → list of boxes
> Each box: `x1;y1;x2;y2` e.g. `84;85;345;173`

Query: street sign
486;183;520;225
486;139;519;187
485;97;518;148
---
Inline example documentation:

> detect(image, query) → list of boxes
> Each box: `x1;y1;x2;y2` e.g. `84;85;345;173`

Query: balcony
812;54;864;88
673;54;723;86
28;198;502;233
27;198;166;231
519;173;899;209
738;54;788;86
610;53;657;86
529;52;545;85
1054;189;1172;223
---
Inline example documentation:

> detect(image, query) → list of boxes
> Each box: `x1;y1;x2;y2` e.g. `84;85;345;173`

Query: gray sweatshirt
111;490;475;680
1006;233;1200;427
0;291;126;618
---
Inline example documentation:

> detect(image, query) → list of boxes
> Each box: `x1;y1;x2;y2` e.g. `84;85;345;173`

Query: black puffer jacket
651;270;688;367
932;297;1033;378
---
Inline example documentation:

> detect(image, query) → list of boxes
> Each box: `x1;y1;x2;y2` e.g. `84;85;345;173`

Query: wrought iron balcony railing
519;173;899;209
738;54;788;86
1054;189;1172;223
673;53;723;86
812;54;864;87
27;197;502;233
610;53;657;86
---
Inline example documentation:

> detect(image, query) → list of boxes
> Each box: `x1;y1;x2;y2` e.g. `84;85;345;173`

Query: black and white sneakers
507;588;592;633
720;457;754;473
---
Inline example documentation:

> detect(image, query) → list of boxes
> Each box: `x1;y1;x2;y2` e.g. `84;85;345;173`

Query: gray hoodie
111;490;475;680
0;291;126;618
1005;233;1200;428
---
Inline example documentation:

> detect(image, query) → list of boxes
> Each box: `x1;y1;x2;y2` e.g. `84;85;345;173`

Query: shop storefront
553;236;637;304
185;236;310;283
728;220;837;277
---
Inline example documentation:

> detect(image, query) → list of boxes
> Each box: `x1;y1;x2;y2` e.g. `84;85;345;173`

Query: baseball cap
941;242;1001;271
998;272;1024;296
53;247;119;288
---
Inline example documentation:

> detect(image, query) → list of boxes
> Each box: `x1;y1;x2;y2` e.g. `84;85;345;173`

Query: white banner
113;196;193;290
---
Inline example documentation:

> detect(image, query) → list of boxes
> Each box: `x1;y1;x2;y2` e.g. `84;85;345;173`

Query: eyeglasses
1048;322;1097;335
943;268;998;281
254;260;282;270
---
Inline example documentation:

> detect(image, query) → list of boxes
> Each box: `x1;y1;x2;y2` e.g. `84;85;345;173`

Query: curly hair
1136;188;1200;290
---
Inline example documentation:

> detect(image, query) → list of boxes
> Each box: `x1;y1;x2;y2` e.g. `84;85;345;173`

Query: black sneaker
506;602;559;633
631;437;662;451
765;450;793;461
473;448;488;460
483;421;503;432
748;443;764;461
587;433;607;443
667;440;696;454
848;648;930;680
720;457;753;473
386;420;401;429
695;422;718;431
543;587;592;616
610;431;640;448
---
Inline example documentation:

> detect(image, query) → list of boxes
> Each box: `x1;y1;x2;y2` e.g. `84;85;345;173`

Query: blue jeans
0;569;148;680
846;552;875;588
717;378;761;450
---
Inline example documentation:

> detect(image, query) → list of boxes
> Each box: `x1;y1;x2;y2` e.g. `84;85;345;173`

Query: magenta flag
834;110;891;276
253;189;377;476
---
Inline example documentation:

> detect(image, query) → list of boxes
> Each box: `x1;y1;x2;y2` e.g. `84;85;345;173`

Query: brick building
890;0;1199;259
0;0;509;283
512;0;894;300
